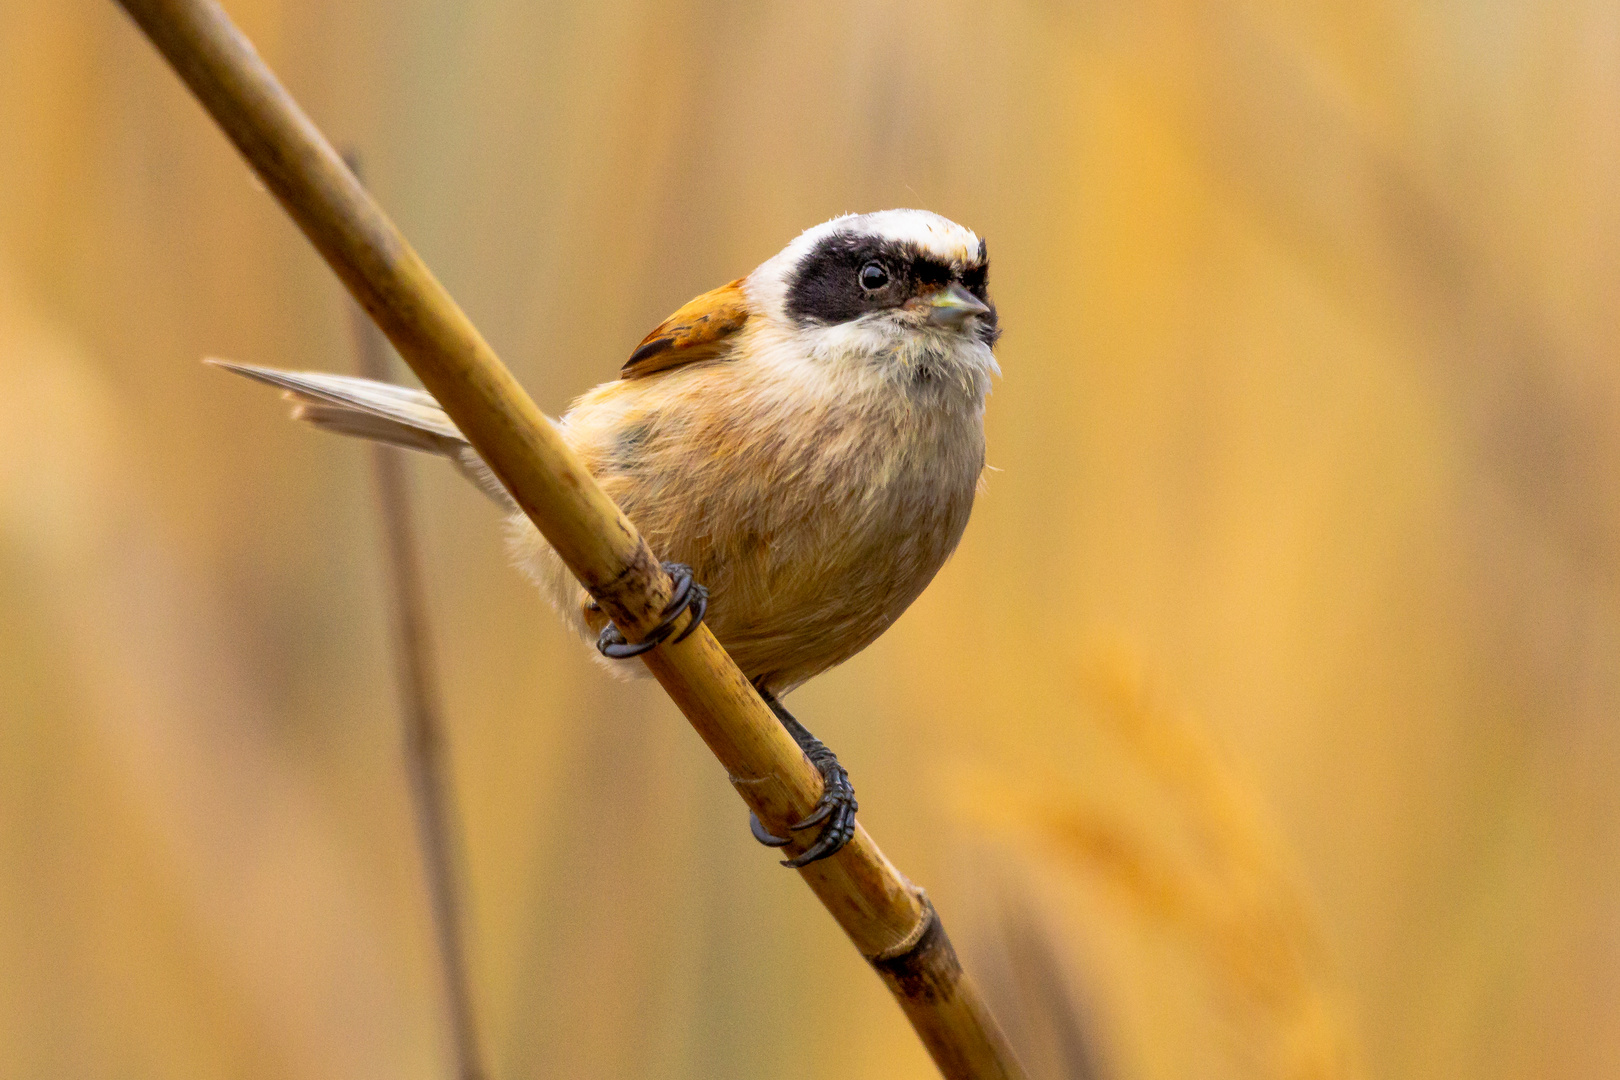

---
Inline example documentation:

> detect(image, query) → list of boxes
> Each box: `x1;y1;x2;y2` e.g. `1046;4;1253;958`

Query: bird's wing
620;277;751;379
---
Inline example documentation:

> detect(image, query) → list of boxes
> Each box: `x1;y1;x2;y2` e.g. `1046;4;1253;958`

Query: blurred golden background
3;1;1618;1077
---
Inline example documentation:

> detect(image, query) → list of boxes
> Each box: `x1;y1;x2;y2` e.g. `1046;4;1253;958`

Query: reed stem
111;2;1027;1074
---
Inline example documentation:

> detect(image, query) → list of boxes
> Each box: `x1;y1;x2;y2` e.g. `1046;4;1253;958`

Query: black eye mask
784;231;994;332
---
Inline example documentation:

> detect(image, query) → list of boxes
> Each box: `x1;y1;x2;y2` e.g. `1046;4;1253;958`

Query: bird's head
748;210;1000;387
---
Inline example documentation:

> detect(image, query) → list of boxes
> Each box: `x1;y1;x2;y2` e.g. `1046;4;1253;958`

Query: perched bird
216;209;1000;866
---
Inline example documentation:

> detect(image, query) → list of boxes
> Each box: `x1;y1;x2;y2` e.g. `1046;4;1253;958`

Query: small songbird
217;209;1000;866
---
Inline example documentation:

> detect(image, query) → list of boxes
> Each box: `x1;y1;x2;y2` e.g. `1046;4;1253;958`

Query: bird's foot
596;562;709;659
750;741;858;868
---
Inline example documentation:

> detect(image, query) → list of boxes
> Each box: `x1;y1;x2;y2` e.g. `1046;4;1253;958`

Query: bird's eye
858;261;890;291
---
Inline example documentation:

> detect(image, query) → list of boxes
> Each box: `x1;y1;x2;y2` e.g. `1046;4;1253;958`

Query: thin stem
346;231;487;1080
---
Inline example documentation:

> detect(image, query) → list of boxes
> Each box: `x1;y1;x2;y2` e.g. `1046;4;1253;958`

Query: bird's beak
922;283;992;328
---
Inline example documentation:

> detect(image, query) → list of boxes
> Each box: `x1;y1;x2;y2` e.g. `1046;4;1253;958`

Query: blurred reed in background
2;1;1617;1078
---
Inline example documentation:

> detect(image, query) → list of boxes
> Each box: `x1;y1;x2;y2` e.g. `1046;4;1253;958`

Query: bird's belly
537;367;988;692
667;424;982;692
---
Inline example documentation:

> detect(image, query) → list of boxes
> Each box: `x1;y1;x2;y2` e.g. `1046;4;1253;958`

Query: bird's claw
749;812;792;847
596;562;709;659
750;748;858;868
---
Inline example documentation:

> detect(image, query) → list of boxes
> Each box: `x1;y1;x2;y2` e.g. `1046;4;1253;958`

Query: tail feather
209;359;513;507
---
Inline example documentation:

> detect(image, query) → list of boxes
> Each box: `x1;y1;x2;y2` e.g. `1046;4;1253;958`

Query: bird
215;208;1001;867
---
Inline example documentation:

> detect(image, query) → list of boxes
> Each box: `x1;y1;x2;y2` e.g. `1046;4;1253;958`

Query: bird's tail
208;359;514;507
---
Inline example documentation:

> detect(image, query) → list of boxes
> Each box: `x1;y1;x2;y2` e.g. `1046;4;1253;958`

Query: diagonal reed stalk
111;2;1027;1076
345;216;488;1080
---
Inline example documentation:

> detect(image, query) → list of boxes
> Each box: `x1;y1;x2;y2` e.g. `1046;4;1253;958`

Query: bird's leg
748;684;858;868
596;562;709;659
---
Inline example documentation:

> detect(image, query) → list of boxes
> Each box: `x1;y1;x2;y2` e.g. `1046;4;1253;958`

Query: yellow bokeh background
3;2;1617;1078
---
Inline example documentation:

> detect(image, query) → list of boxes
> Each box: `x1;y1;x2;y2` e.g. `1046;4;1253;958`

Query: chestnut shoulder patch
621;278;751;379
